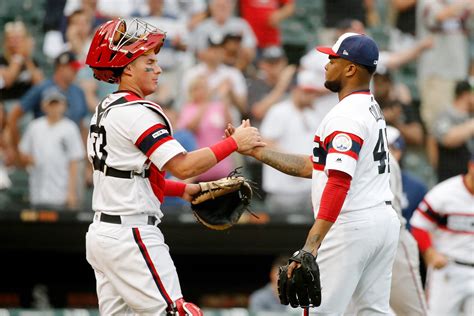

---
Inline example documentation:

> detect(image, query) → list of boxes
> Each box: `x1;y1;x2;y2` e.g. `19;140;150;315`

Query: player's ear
344;63;357;77
122;64;133;77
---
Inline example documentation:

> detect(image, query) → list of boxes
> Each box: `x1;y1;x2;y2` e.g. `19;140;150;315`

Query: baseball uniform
311;90;400;314
85;91;187;315
410;175;474;315
389;157;429;315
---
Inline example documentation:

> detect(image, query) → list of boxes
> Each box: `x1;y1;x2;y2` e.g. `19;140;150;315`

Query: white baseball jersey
311;90;393;215
410;175;474;261
87;91;186;217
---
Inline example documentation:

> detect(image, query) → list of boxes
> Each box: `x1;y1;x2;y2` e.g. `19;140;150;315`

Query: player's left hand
182;183;201;202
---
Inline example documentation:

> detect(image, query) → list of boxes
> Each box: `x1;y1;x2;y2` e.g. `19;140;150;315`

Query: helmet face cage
86;18;166;83
110;18;164;53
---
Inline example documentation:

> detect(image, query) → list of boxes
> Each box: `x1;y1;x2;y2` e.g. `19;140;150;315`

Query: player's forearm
164;148;219;180
302;219;334;255
252;147;313;178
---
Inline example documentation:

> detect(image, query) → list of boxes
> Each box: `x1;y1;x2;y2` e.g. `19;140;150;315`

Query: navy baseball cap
316;32;379;68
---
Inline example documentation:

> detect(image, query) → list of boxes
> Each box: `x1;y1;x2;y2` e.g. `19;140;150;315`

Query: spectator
416;0;472;131
319;0;378;45
386;126;427;229
248;255;290;312
160;0;207;31
139;0;190;106
0;102;11;191
410;153;474;315
221;31;249;72
374;72;424;146
429;80;474;182
239;0;295;50
18;87;85;210
181;34;248;117
260;70;322;214
245;46;295;194
6;51;88;163
247;46;296;124
157;100;197;213
178;77;234;182
0;21;43;104
43;9;94;61
190;0;257;71
388;0;418;51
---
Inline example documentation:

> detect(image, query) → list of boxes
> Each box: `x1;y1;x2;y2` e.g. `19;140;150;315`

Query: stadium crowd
0;0;473;313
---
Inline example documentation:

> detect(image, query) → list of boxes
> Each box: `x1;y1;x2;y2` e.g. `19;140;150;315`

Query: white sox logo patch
332;133;352;152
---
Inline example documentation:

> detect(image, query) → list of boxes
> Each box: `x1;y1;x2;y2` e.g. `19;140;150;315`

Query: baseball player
410;154;474;315
233;33;400;314
387;126;429;315
84;18;264;315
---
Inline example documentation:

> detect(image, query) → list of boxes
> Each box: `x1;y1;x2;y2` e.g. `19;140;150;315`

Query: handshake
224;119;266;156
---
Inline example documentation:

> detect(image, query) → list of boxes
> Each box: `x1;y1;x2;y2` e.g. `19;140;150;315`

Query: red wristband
164;180;186;197
411;226;432;252
209;137;238;162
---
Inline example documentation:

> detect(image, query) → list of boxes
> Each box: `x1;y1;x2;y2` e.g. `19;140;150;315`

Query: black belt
100;213;157;225
454;260;474;268
93;160;150;179
385;201;392;205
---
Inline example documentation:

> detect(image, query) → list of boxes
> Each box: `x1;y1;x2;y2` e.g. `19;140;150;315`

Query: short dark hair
455;80;472;98
361;64;377;75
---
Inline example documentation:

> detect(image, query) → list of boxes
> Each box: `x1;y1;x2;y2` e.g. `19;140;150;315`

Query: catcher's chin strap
166;298;203;316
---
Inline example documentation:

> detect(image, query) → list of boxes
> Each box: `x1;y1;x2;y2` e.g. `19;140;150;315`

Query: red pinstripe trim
123;92;142;102
324;131;363;147
132;228;174;309
400;238;428;315
135;124;167;147
417;208;437;223
416;211;474;235
145;136;173;157
328;148;359;159
313;162;324;171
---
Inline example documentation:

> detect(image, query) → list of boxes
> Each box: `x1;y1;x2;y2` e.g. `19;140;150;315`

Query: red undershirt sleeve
411;226;432;252
316;170;352;223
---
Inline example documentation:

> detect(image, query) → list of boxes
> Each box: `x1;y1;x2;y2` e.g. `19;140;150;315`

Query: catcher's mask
86;18;166;83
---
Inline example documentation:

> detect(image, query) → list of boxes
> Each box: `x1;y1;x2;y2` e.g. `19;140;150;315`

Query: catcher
84;18;264;315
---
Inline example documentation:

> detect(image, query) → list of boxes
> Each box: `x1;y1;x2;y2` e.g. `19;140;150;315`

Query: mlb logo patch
332;134;352;152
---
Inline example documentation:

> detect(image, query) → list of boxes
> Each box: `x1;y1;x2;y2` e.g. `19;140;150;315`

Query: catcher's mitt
278;249;321;308
190;169;254;230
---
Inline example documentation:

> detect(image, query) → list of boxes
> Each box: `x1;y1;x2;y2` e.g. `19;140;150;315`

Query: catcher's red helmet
86;18;166;83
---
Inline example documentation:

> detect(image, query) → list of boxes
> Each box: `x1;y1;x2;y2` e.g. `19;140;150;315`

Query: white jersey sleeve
320;116;366;177
125;107;186;170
